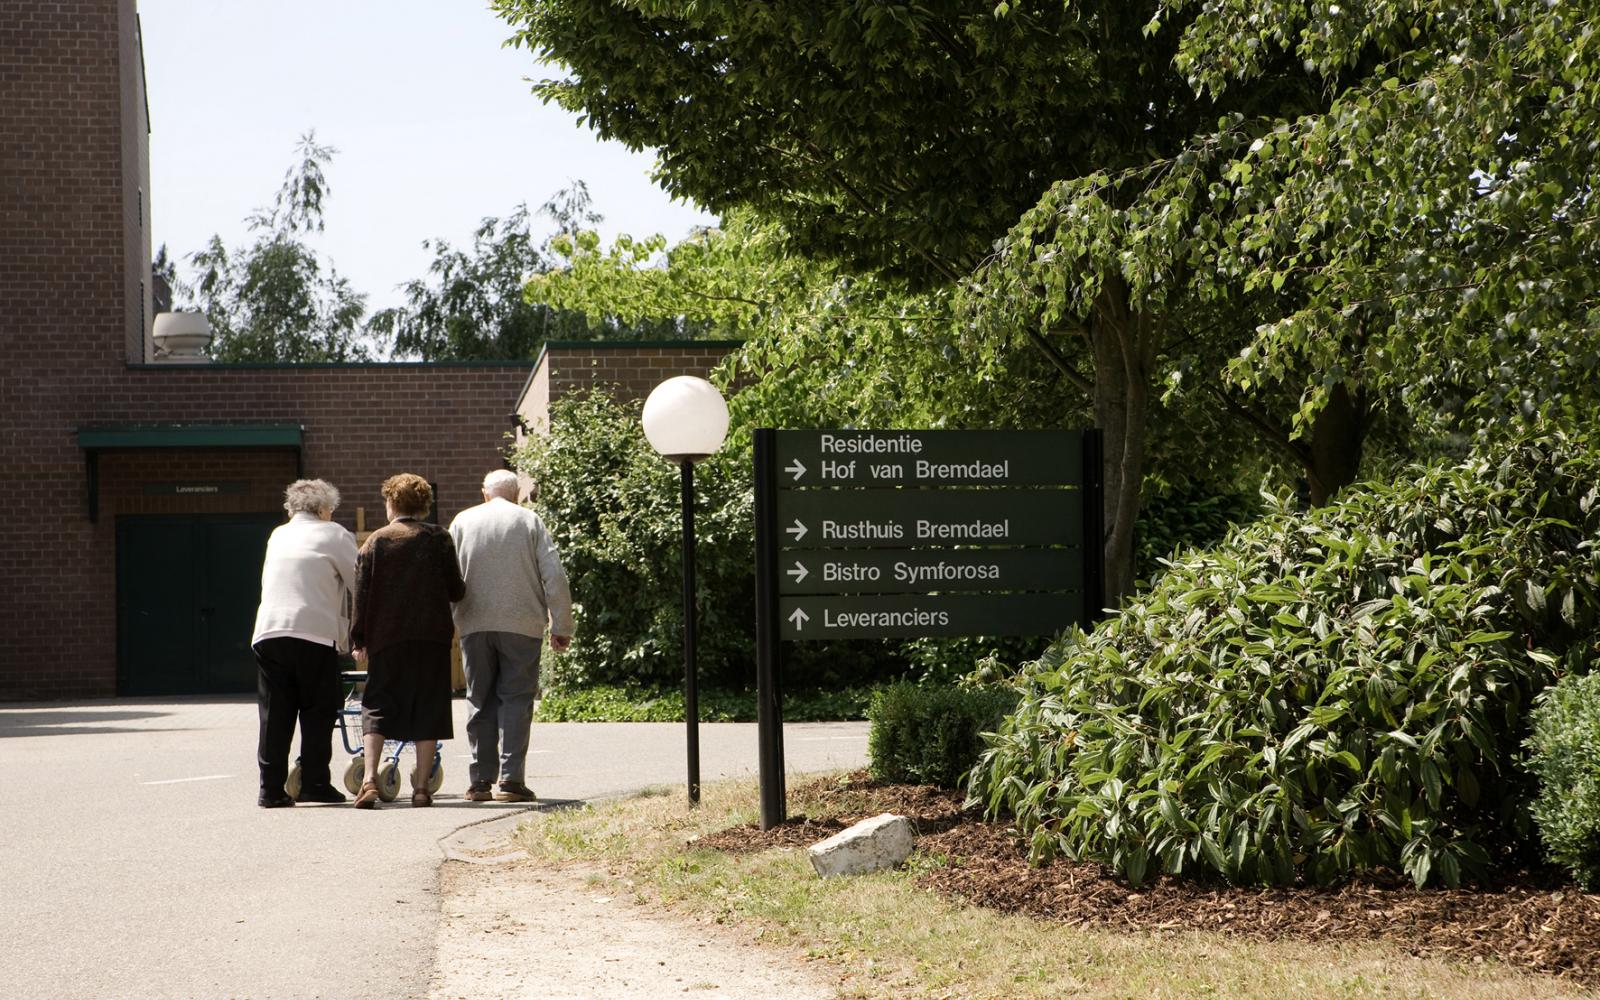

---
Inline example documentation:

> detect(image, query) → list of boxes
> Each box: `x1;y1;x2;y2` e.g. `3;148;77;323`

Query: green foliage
1527;672;1600;889
534;683;874;723
182;133;373;363
969;432;1600;888
493;0;1216;287
869;681;1019;789
1136;486;1266;581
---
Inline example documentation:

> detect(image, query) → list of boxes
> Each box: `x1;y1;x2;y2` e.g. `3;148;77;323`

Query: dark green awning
76;424;303;449
76;424;304;522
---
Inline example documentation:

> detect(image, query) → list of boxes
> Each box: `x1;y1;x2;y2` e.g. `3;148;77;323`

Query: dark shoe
354;780;381;810
494;781;536;803
296;783;347;804
258;791;295;809
411;788;433;808
464;783;494;802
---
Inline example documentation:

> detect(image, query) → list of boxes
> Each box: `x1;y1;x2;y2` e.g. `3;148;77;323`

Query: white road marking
142;774;234;785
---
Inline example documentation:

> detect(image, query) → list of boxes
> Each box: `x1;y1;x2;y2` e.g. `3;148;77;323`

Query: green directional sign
775;430;1082;488
776;488;1080;549
778;593;1083;639
754;426;1106;828
777;547;1082;595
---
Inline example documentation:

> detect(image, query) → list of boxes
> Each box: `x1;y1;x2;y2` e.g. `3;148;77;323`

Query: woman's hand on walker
352;647;367;663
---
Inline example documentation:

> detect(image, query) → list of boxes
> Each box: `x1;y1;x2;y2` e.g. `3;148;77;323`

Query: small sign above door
141;481;249;496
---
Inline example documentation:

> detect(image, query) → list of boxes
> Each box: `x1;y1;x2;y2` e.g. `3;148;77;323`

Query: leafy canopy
493;0;1266;286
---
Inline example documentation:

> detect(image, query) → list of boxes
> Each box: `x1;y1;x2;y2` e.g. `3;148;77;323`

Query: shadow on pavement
0;709;176;738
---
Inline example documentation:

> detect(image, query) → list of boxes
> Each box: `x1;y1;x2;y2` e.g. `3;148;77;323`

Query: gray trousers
460;631;543;787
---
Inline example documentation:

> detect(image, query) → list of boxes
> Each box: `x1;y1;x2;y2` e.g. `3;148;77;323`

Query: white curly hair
482;469;520;501
282;479;341;516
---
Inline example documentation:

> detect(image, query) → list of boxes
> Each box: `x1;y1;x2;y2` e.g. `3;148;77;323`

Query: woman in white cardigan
251;479;359;808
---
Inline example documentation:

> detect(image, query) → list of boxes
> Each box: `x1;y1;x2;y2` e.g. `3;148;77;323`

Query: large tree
183;134;372;363
369;182;700;360
494;0;1325;600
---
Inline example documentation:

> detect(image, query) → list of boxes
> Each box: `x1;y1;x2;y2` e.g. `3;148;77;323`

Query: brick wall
0;362;531;701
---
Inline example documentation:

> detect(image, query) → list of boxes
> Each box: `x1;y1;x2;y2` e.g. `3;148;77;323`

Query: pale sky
138;0;714;314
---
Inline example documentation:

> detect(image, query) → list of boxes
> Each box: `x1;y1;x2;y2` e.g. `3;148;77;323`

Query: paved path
0;698;868;1000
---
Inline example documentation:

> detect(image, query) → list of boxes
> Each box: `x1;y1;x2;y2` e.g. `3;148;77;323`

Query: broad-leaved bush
969;433;1599;887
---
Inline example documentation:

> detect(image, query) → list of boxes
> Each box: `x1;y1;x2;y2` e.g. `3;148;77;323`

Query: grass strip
511;775;1591;1000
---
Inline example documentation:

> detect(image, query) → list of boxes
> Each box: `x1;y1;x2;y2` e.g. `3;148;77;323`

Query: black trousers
255;637;341;793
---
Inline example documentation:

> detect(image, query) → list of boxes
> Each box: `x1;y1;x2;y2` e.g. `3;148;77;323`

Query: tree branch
1207;383;1313;471
1026;326;1094;396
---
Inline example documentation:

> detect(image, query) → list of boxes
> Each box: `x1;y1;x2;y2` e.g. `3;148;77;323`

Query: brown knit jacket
350;518;466;655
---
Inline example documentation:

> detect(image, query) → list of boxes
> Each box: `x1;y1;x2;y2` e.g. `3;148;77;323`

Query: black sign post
753;428;1105;829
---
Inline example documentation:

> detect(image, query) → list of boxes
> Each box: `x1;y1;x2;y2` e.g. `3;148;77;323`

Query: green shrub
534;683;874;722
969;432;1599;888
512;391;760;690
1527;672;1600;888
869;681;1019;788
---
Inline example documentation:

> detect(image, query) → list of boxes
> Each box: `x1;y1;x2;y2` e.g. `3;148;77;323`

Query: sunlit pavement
0;697;868;1000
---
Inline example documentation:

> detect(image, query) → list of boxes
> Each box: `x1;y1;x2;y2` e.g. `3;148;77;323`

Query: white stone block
807;813;914;878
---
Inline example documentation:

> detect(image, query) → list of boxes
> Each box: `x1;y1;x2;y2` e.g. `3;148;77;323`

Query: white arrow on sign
785;519;809;542
786;561;810;584
785;458;807;481
788;608;811;630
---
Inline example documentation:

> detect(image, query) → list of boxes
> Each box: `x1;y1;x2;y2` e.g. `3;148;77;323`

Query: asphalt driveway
0;698;868;1000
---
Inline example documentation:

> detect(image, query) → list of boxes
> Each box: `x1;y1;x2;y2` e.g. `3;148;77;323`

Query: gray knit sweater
448;497;574;639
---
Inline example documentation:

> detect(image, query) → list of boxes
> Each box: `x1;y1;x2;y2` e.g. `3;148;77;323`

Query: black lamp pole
679;456;701;805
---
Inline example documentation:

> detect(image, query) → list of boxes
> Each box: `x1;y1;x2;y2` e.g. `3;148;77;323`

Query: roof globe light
642;376;729;461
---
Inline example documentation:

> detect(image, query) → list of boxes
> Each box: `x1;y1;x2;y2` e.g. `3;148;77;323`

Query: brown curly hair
381;473;433;518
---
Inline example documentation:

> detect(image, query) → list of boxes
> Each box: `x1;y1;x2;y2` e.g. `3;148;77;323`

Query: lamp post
642;376;729;806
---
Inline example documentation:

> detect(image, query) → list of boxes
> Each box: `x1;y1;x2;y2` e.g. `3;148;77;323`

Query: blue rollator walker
286;670;444;802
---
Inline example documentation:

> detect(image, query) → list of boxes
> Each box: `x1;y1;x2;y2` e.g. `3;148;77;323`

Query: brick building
514;339;745;436
1;1;735;700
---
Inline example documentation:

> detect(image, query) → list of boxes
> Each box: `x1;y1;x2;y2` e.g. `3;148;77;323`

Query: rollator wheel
427;761;444;795
343;757;365;796
376;761;402;802
285;762;303;799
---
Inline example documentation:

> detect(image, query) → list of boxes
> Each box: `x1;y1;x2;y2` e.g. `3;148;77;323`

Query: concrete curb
435;786;657;865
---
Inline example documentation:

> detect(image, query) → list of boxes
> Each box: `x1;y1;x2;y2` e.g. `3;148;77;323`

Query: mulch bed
696;771;1600;985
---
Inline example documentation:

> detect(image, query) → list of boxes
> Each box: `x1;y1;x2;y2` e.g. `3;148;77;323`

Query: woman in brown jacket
350;474;465;808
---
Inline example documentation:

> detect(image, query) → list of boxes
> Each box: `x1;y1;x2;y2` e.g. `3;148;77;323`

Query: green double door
116;514;282;696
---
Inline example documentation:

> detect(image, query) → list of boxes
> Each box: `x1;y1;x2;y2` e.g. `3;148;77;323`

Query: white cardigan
251;513;360;650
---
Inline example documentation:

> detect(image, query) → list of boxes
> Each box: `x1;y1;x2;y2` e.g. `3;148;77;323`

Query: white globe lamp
641;375;729;807
642;376;729;461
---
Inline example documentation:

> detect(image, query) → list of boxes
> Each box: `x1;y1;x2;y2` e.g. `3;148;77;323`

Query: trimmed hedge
969;432;1599;887
533;683;874;723
1527;672;1600;888
868;682;1018;788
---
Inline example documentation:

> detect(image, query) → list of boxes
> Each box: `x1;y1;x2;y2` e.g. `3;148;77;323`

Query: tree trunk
1305;383;1367;506
1089;278;1156;608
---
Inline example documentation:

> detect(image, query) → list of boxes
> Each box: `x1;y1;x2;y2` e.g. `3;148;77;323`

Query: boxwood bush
969;432;1599;888
869;681;1019;788
1527;672;1600;888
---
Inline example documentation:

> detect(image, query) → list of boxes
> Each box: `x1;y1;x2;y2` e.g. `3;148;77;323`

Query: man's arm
531;515;574;641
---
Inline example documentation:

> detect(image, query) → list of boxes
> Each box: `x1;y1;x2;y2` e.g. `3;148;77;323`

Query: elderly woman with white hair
250;479;359;808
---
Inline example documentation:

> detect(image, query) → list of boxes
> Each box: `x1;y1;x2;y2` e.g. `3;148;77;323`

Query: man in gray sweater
449;469;574;802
